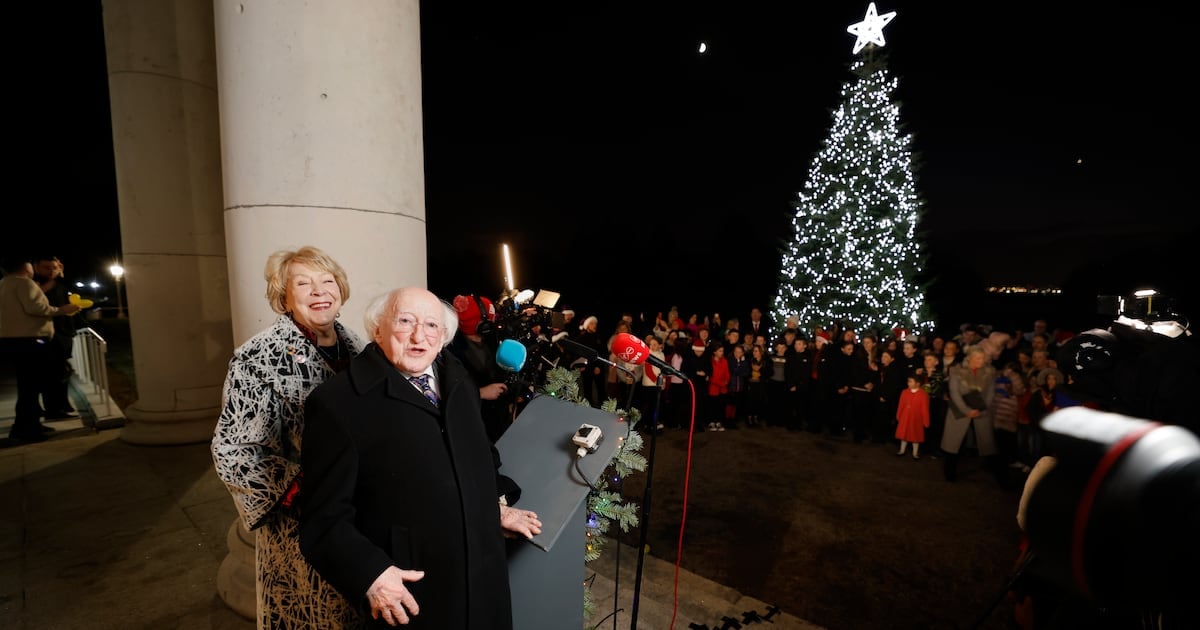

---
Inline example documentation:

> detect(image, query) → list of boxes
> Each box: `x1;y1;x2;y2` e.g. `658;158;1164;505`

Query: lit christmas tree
772;3;935;335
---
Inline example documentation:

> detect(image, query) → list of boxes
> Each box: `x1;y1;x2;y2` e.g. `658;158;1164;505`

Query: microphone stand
629;370;666;630
571;350;638;630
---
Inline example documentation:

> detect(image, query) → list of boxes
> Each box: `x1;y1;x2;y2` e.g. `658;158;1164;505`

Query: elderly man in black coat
300;287;541;628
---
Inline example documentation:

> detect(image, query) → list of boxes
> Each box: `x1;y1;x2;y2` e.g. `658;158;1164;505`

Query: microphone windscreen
612;332;649;366
514;289;536;304
495;339;528;372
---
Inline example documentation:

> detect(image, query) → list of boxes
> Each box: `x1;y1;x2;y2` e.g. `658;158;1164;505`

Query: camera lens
1026;408;1200;609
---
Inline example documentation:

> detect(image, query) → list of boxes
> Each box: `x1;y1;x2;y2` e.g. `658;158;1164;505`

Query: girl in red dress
895;374;931;460
705;345;731;432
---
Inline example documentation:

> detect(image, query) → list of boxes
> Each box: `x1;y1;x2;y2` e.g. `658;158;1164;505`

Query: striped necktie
409;374;439;406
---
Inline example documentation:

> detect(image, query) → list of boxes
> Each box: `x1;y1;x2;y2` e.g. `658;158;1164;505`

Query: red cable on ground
669;380;698;629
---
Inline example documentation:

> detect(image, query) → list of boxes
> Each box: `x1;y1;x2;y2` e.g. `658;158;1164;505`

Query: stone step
584;538;823;629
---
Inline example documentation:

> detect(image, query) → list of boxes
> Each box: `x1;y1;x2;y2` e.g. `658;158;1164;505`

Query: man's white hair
362;288;459;348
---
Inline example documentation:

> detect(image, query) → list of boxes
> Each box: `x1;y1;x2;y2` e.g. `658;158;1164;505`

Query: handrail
71;327;113;418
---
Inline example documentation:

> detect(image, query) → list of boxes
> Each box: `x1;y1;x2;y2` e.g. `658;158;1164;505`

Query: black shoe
44;410;79;420
39;424;58;434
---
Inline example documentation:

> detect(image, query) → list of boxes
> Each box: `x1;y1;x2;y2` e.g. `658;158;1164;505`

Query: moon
698;42;707;54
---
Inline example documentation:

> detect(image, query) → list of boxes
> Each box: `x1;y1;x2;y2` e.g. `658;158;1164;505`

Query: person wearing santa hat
551;305;576;344
448;294;513;442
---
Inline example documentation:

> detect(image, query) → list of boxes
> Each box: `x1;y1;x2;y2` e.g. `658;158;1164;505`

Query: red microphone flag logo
614;332;648;364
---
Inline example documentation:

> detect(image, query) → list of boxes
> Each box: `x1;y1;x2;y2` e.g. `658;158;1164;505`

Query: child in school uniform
895;373;931;460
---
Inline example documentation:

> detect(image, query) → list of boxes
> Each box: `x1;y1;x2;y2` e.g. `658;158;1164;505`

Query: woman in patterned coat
212;246;365;628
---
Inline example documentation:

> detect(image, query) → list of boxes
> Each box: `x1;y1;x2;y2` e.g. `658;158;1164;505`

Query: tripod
969;548;1035;629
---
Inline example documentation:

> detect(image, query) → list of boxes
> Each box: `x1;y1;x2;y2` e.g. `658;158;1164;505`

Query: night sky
10;2;1196;334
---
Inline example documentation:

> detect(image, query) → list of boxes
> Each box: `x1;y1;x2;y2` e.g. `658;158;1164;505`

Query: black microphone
612;332;687;379
560;337;599;360
560;337;636;379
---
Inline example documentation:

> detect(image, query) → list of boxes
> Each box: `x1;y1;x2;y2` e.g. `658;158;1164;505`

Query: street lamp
109;263;126;319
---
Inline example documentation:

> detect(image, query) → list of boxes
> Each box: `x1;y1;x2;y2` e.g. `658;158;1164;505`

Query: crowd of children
561;308;1077;480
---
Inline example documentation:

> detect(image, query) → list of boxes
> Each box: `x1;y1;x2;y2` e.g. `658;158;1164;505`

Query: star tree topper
846;2;897;54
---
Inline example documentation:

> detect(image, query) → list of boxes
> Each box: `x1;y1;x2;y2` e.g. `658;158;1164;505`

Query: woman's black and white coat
212;314;365;628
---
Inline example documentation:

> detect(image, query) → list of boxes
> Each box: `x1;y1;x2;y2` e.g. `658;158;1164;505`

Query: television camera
1003;287;1200;628
481;288;570;404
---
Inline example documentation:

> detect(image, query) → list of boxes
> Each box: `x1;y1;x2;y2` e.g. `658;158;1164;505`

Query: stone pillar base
118;405;219;445
216;519;256;620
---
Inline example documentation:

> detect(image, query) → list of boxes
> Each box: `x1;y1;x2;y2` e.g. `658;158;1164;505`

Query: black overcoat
299;344;513;630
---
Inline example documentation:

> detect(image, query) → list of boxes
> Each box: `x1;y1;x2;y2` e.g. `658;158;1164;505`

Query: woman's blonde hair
264;246;351;314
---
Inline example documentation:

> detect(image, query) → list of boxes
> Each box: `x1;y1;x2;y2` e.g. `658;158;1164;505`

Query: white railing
71;327;114;418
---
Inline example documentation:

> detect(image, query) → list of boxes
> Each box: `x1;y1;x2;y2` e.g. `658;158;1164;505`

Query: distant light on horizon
987;285;1063;295
89;281;101;289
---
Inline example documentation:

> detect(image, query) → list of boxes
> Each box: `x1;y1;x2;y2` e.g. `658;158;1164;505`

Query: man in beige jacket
0;256;79;443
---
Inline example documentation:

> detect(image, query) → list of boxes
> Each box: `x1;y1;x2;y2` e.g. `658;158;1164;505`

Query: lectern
497;394;627;630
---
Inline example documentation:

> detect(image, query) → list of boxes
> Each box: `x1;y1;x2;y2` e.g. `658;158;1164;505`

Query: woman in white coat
211;246;364;628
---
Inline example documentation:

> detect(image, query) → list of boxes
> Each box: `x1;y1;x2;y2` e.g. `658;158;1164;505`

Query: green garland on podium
537;366;647;620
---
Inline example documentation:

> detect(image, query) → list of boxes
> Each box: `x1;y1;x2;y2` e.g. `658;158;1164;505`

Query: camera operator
552;305;576;342
449;294;513;442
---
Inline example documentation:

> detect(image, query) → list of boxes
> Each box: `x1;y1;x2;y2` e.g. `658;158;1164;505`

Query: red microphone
612;332;687;379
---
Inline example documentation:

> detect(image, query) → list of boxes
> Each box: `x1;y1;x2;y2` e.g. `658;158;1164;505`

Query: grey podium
496;394;628;630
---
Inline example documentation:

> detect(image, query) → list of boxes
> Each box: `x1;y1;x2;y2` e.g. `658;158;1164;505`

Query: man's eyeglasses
393;314;444;338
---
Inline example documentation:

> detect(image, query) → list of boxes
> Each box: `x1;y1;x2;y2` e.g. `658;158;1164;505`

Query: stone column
211;0;429;617
102;0;233;446
215;0;428;341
